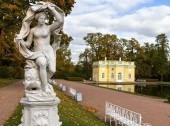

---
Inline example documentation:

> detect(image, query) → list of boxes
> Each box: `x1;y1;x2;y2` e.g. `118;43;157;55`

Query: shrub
13;67;24;79
0;66;14;78
53;72;66;79
146;79;159;82
66;77;84;81
0;66;24;79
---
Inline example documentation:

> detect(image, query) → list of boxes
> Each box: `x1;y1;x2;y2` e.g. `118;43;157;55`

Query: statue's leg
36;56;48;91
47;73;54;84
47;59;56;84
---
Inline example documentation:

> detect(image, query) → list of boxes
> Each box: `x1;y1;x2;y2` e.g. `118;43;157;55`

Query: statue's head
35;11;47;25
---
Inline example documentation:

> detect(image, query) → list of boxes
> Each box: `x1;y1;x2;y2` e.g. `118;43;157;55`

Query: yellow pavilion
92;58;135;92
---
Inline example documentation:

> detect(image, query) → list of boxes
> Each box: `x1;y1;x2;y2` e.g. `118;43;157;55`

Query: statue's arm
48;4;63;32
24;29;33;47
15;29;33;48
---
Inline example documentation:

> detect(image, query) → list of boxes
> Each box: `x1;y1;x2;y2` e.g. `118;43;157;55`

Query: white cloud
112;5;170;38
69;43;86;63
64;0;170;63
71;0;152;15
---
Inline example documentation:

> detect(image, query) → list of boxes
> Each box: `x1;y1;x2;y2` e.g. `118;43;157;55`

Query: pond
135;83;170;98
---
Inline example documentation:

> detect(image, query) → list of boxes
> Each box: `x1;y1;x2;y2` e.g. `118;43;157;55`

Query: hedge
65;77;84;81
0;66;24;79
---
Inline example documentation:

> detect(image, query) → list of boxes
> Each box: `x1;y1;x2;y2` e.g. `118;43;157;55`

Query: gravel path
56;79;170;126
0;80;24;126
0;79;170;126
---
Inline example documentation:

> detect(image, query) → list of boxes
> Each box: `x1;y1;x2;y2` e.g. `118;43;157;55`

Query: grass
0;78;19;88
158;82;170;85
57;87;107;126
4;105;23;126
4;86;108;126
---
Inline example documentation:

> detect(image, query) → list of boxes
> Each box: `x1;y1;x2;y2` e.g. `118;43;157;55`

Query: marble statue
14;1;64;101
15;1;64;126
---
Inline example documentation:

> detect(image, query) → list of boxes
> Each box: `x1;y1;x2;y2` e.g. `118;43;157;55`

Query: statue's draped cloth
15;2;64;68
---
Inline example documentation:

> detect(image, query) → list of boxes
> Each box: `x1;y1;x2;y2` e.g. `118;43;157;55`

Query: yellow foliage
82;104;98;113
2;3;19;11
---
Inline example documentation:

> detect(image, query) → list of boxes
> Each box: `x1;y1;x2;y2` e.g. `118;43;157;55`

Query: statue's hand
47;3;55;10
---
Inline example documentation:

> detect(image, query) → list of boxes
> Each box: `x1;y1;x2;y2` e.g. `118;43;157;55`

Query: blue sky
63;0;170;63
150;0;170;6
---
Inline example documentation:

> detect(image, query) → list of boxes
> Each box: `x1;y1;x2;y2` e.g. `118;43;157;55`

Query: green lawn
0;78;19;88
4;86;108;126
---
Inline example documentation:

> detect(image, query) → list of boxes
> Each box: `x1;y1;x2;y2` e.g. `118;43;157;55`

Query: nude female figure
15;3;64;93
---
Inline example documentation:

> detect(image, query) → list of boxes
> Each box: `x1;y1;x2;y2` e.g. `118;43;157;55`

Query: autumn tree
0;0;75;78
99;34;119;60
83;33;121;61
83;33;103;61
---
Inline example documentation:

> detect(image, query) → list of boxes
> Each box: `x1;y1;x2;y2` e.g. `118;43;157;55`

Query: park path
0;80;24;126
0;79;170;126
56;79;170;126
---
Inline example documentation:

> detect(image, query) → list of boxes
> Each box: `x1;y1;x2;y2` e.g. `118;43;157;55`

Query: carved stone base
19;97;62;126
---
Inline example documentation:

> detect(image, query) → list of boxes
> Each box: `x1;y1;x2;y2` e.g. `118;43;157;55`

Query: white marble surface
14;1;64;126
14;1;64;101
19;97;61;126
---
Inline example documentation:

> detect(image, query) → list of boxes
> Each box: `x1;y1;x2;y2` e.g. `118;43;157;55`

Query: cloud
69;43;86;63
64;0;170;63
71;0;152;15
112;5;170;36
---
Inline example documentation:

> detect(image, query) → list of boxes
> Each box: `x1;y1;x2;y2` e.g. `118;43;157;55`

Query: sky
63;0;170;63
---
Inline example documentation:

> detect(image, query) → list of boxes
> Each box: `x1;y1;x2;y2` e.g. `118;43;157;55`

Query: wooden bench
105;102;151;126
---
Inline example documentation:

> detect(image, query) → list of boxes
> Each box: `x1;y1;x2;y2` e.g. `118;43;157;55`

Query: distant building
92;58;135;92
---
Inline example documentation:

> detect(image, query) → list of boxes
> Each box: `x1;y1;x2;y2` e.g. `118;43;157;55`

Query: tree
76;48;92;79
100;34;119;60
79;48;91;70
82;33;122;78
83;33;103;61
84;33;121;61
142;43;156;78
81;32;170;81
125;38;140;61
0;0;75;78
154;34;169;81
55;33;74;78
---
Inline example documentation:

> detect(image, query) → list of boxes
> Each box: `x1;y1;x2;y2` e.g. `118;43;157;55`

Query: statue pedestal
19;97;62;126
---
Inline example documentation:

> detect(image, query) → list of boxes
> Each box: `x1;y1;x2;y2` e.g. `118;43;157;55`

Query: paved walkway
0;79;170;126
0;80;24;126
56;79;170;126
